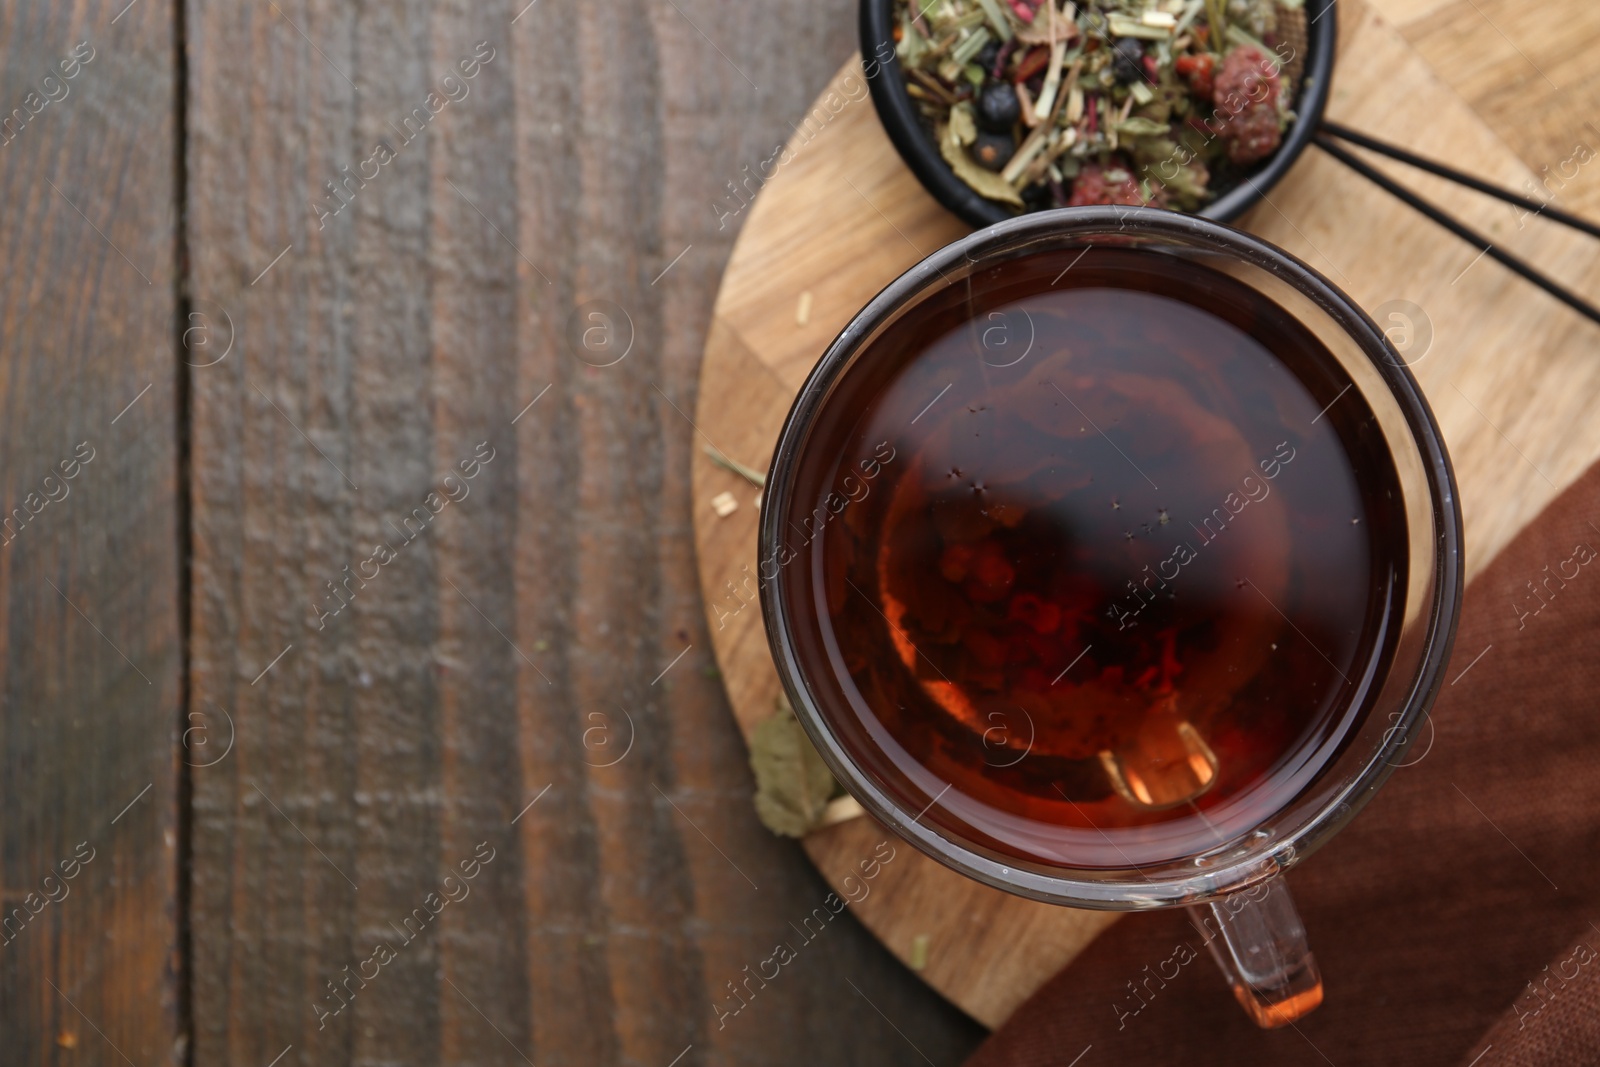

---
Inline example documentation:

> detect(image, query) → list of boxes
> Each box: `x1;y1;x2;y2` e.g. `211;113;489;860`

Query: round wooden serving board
693;0;1600;1028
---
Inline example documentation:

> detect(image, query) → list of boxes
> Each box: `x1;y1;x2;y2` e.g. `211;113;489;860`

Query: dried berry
1213;45;1280;112
1222;102;1281;164
1068;161;1155;207
975;39;1001;75
1174;52;1214;99
1021;181;1053;211
976;82;1021;132
972;131;1016;170
1110;37;1144;83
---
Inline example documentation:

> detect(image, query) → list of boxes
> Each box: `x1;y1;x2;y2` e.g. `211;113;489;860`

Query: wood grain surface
0;1;182;1065
0;0;1594;1061
182;1;981;1065
691;0;1600;1030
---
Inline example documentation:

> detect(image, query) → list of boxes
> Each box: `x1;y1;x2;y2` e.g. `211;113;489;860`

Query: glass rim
758;206;1465;909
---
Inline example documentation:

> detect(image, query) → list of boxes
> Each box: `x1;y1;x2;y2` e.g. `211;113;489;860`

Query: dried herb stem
702;444;766;487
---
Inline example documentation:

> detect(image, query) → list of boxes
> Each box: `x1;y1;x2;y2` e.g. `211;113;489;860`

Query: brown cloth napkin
965;462;1600;1067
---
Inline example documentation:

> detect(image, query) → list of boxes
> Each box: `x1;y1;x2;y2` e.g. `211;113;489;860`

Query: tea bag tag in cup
1099;703;1219;810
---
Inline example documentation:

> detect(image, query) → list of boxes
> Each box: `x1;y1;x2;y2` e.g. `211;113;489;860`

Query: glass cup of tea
758;207;1463;1028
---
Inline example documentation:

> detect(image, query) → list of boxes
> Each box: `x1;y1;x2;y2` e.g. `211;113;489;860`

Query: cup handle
1188;878;1324;1028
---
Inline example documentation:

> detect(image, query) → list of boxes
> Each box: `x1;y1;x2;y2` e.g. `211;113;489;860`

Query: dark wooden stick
1312;132;1600;329
1319;121;1600;241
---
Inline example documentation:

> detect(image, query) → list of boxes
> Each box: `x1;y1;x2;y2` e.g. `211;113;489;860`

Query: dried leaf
949;102;978;145
897;10;927;64
1116;116;1171;137
750;701;839;837
938;122;1027;206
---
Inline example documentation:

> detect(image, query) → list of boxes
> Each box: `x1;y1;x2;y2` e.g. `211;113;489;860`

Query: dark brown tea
775;246;1406;869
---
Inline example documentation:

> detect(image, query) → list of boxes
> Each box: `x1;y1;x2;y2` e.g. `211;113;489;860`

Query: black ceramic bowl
860;0;1336;226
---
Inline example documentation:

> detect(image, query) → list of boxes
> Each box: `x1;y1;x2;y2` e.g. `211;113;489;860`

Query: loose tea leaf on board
750;698;842;837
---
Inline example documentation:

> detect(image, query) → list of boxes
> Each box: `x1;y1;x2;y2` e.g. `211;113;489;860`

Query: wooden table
3;1;1595;1064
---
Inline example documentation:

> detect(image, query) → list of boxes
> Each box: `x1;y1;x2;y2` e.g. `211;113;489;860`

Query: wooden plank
1388;0;1600;219
0;1;181;1064
691;0;1600;1027
184;0;982;1063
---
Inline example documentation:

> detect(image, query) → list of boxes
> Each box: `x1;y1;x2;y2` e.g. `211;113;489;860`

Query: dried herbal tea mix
894;0;1307;212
